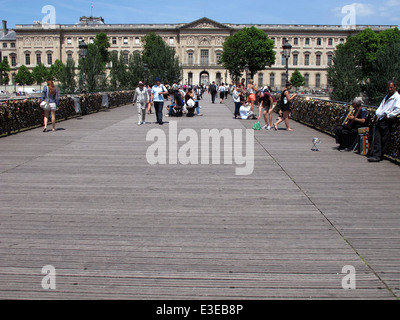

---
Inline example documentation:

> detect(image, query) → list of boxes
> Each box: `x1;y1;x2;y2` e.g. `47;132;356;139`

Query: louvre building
0;17;396;91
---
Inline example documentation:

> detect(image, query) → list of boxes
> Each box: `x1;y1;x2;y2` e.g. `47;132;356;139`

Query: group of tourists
231;78;297;131
40;76;399;164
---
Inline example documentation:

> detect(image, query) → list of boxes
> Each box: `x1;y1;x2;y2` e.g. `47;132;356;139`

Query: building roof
0;29;16;41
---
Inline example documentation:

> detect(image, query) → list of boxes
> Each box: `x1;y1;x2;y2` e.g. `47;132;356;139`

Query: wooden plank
0;94;398;299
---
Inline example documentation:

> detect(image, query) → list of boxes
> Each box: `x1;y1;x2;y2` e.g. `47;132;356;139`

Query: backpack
210;84;217;93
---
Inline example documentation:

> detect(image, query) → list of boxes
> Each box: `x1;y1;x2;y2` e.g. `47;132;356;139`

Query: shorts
247;93;256;102
280;103;291;112
49;103;57;111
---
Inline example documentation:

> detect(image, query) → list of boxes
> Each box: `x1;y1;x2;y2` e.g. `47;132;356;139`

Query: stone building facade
0;17;396;91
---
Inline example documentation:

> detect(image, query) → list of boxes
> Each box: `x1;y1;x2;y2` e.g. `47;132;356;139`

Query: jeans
154;101;164;124
234;101;241;118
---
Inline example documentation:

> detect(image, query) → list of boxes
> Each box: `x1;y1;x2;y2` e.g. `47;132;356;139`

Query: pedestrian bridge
0;94;399;300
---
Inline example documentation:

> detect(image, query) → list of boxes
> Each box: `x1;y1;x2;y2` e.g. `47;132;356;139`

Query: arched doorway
200;71;209;86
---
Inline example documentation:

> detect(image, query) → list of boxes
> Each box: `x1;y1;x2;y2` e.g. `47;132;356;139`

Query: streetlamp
282;41;292;84
79;40;88;115
78;40;88;93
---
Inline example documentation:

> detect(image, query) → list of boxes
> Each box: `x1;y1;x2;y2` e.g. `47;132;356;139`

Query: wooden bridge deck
0;93;399;300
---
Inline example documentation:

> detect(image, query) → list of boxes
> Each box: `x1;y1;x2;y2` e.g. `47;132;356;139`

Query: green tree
142;33;182;84
15;65;34;91
31;63;49;91
0;57;11;89
221;27;275;80
93;32;111;66
59;58;76;94
109;51;128;90
127;52;144;89
290;69;305;90
327;45;361;102
48;59;65;82
79;43;106;92
364;40;400;104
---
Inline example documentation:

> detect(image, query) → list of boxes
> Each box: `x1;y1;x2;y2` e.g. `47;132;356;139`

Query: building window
340;38;345;43
270;37;275;45
47;53;52;65
11;55;17;67
282;37;287;44
305;38;310;46
11;42;15;48
327;54;333;65
25;53;31;65
328;38;333;46
112;37;117;45
123;37;128;45
135;37;140;45
89;38;94;44
293;54;298;66
36;53;41;65
304;74;309;87
316;74;321;88
294;38;298;45
188;52;193;65
200;49;209;65
67;38;72;45
123;52;129;65
2;43;7;48
216;52;222;64
270;73;275;87
316;54;321;66
258;73;263;87
169;37;174;45
304;54;310;66
67;53;73;61
317;38;322;46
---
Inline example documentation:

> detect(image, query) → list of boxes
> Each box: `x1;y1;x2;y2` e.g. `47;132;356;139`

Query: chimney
2;20;7;35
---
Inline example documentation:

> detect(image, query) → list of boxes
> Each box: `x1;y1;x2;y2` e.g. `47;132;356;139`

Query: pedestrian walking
151;77;168;125
273;82;297;131
218;83;225;104
132;81;150;125
209;81;217;104
41;80;59;132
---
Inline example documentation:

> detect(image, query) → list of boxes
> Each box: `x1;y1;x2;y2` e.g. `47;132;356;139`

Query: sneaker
267;126;271;130
142;121;146;125
165;114;169;117
261;125;267;129
197;113;203;116
137;122;142;126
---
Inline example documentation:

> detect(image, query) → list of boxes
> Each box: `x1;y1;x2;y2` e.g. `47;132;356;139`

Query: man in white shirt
239;104;256;120
368;81;400;162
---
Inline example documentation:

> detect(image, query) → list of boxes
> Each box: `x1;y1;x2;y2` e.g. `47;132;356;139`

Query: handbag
187;99;195;108
40;87;50;110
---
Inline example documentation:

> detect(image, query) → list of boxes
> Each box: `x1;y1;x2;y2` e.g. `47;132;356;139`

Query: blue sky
1;0;399;28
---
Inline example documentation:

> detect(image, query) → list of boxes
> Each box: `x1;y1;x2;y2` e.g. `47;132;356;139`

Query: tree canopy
221;27;275;81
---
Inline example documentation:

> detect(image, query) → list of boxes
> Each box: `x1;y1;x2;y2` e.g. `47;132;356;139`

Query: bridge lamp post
283;41;292;83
